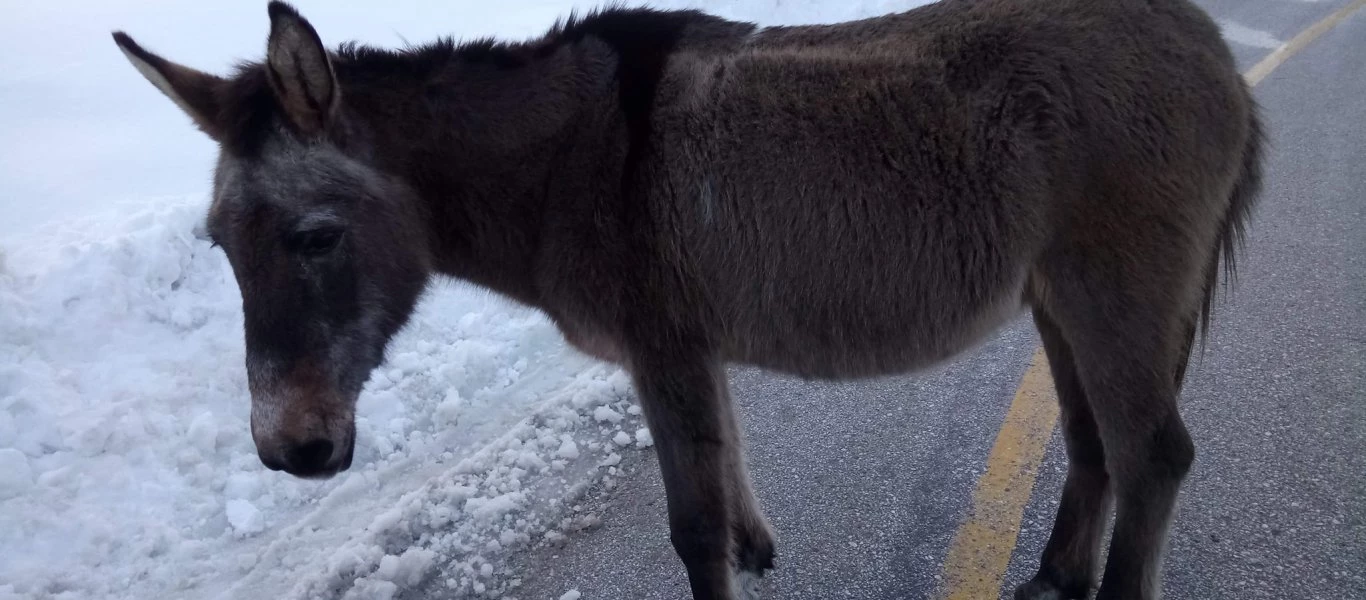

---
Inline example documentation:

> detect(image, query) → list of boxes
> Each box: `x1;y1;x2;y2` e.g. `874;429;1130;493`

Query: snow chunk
592;406;623;423
560;590;583;600
225;499;265;535
185;411;217;453
555;435;580;459
635;428;654;448
612;431;633;447
599;453;621;468
372;548;436;587
434;389;463;427
464;492;526;524
342;580;398;600
0;449;34;499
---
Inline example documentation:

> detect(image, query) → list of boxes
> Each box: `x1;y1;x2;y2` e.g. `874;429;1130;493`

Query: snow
635;428;656;449
0;1;938;598
0;198;649;599
560;590;583;600
0;448;34;500
373;548;438;587
593;406;624;423
226;499;266;535
556;435;582;460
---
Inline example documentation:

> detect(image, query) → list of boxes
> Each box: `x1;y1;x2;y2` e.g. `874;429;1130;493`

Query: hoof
735;517;776;574
732;512;775;598
1014;579;1065;600
736;534;776;574
1014;575;1089;600
732;568;764;600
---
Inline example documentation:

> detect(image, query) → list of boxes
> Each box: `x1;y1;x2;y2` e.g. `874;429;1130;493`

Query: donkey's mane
213;6;711;154
333;5;714;72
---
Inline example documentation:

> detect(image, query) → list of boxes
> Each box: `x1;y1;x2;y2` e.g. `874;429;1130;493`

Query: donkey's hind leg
1038;264;1199;600
1015;308;1114;600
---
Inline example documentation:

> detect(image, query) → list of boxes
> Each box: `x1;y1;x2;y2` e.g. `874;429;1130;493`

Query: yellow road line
939;348;1059;600
1244;0;1366;86
938;2;1366;596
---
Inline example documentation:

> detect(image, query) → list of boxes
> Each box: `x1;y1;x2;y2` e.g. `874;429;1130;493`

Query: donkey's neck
346;42;620;309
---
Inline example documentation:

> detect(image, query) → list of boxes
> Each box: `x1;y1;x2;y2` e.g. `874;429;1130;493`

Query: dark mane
331;5;717;72
212;6;714;155
334;38;466;76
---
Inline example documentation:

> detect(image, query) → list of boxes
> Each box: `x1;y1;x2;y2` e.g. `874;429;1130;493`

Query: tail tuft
1177;87;1266;390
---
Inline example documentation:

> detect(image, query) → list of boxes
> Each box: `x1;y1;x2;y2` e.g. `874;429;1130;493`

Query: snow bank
0;198;646;599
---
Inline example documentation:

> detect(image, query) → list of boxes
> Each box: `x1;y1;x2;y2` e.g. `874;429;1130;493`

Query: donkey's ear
112;32;226;140
265;2;339;135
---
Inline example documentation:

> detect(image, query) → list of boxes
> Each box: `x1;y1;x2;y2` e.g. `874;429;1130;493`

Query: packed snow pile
0;198;648;599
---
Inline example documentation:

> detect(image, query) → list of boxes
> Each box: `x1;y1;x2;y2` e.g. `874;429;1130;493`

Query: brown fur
113;0;1263;598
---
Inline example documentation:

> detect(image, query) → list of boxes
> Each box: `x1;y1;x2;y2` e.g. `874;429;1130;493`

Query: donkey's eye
288;227;344;256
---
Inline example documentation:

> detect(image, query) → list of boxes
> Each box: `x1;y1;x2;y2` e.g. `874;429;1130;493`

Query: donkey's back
639;0;1257;385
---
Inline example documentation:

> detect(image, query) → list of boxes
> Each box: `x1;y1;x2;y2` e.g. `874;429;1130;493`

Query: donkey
113;0;1262;597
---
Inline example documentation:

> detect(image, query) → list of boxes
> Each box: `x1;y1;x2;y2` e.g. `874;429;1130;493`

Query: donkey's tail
1175;94;1266;390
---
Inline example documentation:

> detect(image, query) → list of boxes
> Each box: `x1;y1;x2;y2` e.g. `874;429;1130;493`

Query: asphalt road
421;1;1366;598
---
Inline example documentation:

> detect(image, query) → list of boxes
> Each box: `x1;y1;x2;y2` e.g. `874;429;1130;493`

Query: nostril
289;439;335;472
260;455;286;471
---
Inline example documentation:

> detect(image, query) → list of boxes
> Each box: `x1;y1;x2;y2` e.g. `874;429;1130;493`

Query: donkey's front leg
629;343;754;600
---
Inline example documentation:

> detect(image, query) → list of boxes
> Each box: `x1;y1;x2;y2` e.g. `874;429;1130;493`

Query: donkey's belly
720;276;1029;380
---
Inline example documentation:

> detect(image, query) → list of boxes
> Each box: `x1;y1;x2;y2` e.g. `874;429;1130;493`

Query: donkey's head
114;2;431;478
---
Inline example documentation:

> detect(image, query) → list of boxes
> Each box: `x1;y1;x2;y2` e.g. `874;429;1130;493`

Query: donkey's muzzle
289;438;333;472
248;359;357;479
262;436;354;478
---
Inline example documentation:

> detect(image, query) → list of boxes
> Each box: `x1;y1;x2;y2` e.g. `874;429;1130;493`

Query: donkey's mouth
295;436;354;480
263;429;357;480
